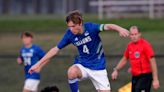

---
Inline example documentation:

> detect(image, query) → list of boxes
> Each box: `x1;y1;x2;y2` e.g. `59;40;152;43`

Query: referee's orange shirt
124;38;155;76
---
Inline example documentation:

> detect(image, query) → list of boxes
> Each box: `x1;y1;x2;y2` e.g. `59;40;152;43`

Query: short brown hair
66;10;83;24
130;26;140;32
21;32;33;38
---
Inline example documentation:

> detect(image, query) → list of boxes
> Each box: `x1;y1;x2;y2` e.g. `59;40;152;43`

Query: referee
111;26;160;92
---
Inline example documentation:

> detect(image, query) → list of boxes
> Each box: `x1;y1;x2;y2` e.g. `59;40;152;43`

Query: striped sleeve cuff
99;24;105;31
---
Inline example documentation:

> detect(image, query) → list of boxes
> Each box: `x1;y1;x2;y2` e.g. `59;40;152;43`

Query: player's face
130;29;141;42
22;36;33;46
67;21;82;35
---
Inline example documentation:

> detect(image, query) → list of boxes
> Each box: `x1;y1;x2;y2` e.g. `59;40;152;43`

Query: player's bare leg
68;65;82;79
67;65;82;92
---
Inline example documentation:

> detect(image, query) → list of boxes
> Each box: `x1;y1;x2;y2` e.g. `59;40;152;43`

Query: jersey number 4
83;45;90;54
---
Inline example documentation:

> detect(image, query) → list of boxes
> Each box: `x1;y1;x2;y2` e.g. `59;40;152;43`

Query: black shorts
132;73;152;92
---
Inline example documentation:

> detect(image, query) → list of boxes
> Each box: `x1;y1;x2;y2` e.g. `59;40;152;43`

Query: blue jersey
20;44;45;80
57;22;106;70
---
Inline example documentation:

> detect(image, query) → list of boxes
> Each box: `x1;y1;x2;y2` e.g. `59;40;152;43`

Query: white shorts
24;79;40;92
75;64;111;90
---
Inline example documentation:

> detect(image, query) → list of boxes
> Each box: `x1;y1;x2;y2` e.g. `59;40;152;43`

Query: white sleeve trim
99;24;105;31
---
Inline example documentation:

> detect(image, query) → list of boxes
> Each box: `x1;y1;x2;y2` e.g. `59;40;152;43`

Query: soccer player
111;26;160;92
28;10;129;92
17;32;46;92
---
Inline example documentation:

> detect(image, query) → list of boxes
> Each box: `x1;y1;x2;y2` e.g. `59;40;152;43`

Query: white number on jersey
24;57;31;66
83;45;90;54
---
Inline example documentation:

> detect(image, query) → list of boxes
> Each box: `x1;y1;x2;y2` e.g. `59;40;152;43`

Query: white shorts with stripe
24;79;40;92
75;64;111;90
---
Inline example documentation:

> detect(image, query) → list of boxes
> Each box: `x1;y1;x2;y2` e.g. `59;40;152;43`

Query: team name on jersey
22;52;33;57
74;36;92;46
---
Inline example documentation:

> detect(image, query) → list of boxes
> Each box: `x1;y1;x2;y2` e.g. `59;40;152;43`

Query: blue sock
68;78;79;92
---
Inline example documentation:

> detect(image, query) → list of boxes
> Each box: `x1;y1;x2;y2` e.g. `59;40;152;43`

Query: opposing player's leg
67;64;83;92
23;79;40;92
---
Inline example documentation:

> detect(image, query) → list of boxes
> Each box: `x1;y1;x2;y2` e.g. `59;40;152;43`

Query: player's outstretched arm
111;56;128;80
28;46;59;74
104;24;129;37
150;57;160;90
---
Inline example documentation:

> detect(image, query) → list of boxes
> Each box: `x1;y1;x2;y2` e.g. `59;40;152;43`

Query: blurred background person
17;32;46;92
111;26;160;92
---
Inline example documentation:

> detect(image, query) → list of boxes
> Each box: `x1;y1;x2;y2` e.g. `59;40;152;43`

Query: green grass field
0;17;164;92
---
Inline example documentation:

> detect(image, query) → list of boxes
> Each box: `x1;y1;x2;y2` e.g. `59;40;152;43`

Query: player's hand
119;29;129;37
17;57;22;65
28;62;41;74
111;70;118;80
153;79;160;90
